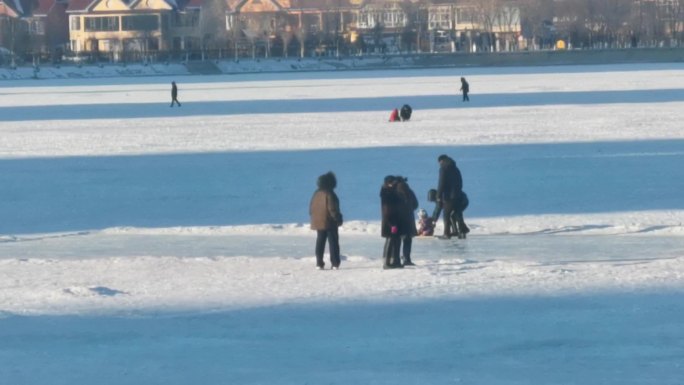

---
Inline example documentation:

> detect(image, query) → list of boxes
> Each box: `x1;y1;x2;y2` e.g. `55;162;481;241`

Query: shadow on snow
1;139;683;234
1;292;683;384
1;88;683;121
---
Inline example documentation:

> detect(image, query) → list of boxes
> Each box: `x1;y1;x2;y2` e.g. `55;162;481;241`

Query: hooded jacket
309;172;342;230
380;180;402;238
395;178;418;237
437;157;463;202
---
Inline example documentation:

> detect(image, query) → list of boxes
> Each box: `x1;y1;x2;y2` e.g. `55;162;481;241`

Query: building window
357;10;377;29
174;10;200;28
121;15;159;31
29;20;45;35
382;10;405;28
226;13;235;30
70;16;81;31
456;8;477;25
99;39;113;51
84;16;119;32
429;8;451;30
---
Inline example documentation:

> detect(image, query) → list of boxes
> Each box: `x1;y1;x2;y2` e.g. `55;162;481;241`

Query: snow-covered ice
1;63;683;384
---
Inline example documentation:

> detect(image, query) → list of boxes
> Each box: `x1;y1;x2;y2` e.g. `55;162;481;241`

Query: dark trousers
383;235;401;267
442;200;456;237
171;96;181;107
443;199;469;237
462;92;469;102
453;211;469;235
401;235;413;263
315;228;340;268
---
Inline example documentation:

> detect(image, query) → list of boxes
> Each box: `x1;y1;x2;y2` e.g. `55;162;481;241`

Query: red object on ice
389;108;400;122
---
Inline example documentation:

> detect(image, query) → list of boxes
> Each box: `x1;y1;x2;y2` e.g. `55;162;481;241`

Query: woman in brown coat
309;171;343;270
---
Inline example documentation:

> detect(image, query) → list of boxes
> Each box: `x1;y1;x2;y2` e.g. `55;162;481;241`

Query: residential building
25;0;70;58
66;0;202;61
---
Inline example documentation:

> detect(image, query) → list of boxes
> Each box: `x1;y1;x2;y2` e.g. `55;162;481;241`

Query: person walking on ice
170;81;181;107
460;77;470;102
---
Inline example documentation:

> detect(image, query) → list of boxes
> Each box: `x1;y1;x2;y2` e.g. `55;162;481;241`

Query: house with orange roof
23;0;69;58
1;0;33;57
66;0;204;60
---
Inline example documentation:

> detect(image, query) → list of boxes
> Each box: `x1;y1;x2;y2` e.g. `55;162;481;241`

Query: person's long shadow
1;139;683;235
1;88;683;122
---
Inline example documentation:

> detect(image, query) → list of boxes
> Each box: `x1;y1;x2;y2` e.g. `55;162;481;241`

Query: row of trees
2;0;683;66
520;0;684;49
196;0;684;60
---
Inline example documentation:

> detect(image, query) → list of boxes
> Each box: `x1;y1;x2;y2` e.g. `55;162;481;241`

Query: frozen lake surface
1;63;683;384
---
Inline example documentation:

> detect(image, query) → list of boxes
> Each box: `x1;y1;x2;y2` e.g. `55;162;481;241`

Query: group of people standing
309;154;469;270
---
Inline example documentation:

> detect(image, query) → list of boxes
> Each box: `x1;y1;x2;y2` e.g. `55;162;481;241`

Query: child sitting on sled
416;208;435;236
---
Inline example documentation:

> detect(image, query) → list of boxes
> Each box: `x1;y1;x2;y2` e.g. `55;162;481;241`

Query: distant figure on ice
170;81;181;107
399;104;412;121
416;208;435;236
460;77;469;102
309;171;343;270
436;154;470;239
394;176;418;266
389;108;400;122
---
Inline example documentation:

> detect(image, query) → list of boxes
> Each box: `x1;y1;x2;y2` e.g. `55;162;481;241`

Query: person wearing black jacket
395;176;418;266
436;154;470;239
380;176;403;269
460;77;470;102
399;104;412;121
170;81;181;107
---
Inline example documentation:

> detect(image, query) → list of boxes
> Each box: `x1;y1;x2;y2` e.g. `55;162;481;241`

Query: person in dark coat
309;171;343;269
170;81;181;107
399;104;412;121
394;176;418;266
380;175;403;269
436;154;470;239
460;77;469;102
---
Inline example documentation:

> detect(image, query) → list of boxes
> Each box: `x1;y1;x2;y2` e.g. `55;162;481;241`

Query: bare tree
518;0;555;50
199;0;228;60
494;0;522;51
661;0;684;46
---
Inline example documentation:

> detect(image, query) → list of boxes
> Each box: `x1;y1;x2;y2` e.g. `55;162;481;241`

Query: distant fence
2;48;683;77
408;48;684;68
